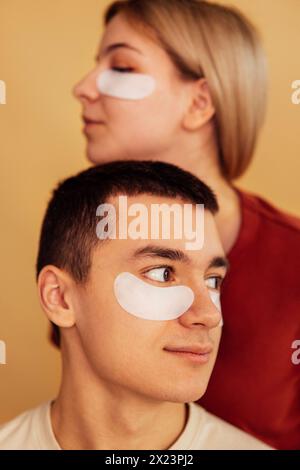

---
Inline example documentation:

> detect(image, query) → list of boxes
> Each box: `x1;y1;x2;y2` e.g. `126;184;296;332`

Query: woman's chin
86;144;111;165
86;143;126;166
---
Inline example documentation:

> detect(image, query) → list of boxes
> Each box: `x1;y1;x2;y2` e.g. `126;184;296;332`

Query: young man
0;161;270;450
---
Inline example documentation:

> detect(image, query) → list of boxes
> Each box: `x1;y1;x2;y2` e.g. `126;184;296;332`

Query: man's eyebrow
207;256;230;272
95;42;143;61
130;245;191;264
130;245;229;271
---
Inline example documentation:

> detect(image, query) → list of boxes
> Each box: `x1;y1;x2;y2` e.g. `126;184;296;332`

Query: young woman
72;0;300;450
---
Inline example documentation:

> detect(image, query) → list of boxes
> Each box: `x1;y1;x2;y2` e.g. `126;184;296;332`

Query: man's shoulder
190;403;272;450
0;402;50;450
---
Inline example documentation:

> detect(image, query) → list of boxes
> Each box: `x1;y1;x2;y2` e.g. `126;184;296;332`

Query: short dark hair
36;160;218;346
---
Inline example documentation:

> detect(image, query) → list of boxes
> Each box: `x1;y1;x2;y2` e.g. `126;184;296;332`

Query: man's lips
163;344;213;363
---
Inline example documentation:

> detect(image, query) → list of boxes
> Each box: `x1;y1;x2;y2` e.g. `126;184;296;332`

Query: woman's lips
82;116;105;129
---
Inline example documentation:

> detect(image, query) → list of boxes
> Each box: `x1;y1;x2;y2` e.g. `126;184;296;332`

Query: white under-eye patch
114;272;194;321
209;291;223;327
96;69;156;100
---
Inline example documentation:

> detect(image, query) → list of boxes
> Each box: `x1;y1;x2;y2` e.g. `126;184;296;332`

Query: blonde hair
104;0;267;181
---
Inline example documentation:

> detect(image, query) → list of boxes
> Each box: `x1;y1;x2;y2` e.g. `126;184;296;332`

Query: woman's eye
205;276;223;291
111;67;134;73
144;267;173;283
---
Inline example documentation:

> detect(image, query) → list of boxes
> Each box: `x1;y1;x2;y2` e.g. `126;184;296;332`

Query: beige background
0;0;299;422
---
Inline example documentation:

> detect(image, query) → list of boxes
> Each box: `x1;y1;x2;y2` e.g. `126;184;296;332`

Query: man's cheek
210;328;221;365
211;326;222;346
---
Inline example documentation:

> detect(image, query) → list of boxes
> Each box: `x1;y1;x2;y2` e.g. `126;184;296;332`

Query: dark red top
199;189;300;450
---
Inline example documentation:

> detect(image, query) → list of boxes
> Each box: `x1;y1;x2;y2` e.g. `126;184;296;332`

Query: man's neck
51;355;187;450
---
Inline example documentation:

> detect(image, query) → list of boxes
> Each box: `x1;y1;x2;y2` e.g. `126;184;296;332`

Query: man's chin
160;384;208;404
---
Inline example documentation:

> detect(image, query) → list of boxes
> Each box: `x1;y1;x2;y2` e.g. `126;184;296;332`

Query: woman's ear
37;266;76;329
182;78;215;131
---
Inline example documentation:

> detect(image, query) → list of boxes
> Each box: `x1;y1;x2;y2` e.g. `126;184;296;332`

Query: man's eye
111;67;134;73
144;267;173;283
205;276;223;291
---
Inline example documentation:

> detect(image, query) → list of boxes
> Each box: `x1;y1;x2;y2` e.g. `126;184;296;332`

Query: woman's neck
196;168;242;254
153;136;242;254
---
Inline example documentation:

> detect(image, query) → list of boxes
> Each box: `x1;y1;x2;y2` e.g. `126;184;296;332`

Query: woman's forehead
100;13;161;58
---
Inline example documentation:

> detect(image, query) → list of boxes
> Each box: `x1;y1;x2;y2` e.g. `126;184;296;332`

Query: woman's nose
73;70;100;102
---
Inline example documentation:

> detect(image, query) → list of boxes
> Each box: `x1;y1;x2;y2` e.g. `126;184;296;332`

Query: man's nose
178;288;222;329
73;69;100;102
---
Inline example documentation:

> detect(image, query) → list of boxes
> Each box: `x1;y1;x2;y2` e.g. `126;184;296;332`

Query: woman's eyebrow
95;42;144;61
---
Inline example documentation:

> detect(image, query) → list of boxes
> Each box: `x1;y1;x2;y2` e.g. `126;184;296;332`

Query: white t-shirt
0;401;272;450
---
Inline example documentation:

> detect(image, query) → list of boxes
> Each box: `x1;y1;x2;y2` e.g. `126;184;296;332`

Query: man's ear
37;266;76;329
182;78;215;131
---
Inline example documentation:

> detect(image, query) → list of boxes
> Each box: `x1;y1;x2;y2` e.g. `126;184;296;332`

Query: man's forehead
96;194;223;259
106;194;208;230
94;235;226;271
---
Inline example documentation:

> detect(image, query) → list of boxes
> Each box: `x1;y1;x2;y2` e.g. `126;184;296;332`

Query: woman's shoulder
227;187;300;261
237;187;300;239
